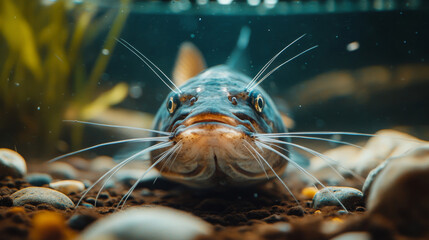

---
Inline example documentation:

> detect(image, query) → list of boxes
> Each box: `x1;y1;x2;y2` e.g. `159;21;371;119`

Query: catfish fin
172;42;206;86
227;26;251;72
273;96;295;129
281;113;295;129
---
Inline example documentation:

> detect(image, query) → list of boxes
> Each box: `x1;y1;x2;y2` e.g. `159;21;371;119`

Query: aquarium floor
0;172;413;240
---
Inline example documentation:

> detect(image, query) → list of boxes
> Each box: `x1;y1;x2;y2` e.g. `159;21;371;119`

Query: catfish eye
254;94;265;113
167;96;178;114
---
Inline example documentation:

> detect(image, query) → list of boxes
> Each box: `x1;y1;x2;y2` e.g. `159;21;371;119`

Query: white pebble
330;232;371;240
80;206;212;240
90;156;116;173
48;162;77;180
50;180;85;194
366;145;429;234
0;148;27;178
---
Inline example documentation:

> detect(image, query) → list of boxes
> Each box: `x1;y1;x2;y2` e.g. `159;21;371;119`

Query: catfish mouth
171;113;257;135
184;114;238;127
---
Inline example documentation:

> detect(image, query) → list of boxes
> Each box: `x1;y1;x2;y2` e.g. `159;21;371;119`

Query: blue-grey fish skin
151;65;288;187
154;66;285;135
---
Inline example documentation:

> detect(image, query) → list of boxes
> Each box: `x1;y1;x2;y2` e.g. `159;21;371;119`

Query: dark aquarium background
1;0;429;158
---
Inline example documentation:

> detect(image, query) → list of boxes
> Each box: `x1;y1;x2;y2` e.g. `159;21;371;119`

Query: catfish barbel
53;28;353;208
110;28;320;206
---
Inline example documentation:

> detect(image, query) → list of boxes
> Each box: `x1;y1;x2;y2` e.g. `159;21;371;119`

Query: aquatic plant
0;0;131;156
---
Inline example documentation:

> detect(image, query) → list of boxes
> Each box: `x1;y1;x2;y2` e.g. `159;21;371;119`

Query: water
104;0;429;131
1;0;429;156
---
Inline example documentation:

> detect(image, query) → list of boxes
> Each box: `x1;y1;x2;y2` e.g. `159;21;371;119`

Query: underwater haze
1;0;429;156
2;1;429;240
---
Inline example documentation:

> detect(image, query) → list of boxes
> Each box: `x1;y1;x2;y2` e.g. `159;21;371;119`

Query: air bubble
101;49;110;55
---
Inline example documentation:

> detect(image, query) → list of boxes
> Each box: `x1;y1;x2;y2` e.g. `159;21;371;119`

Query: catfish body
151;62;288;188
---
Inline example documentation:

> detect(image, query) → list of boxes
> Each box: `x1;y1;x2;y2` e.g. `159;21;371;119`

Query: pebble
312;187;363;210
82;180;92;189
287;206;305;217
7;206;25;214
354;129;423;177
66;156;90;170
81;203;94;208
309;145;360;182
68;214;97;231
47;162;78;180
259;222;292;237
272;222;292;233
0;148;27;178
140;188;154;196
10;187;75;210
90;156;116;172
308;130;425;184
336;210;349;216
365;145;429;236
114;168;161;187
25;173;52;186
320;218;343;235
29;211;76;240
309;146;360;187
361;158;390;198
80;206;213;240
84;178;115;189
301;186;318;199
330;232;371;240
49;180;85;194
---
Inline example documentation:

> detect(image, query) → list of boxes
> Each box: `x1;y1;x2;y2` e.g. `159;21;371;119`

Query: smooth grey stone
362;158;390;199
114;168;178;190
25;173;52;186
68;214;97;231
114;169;161;188
0;148;27;178
80;206;212;240
309;146;360;185
47;162;77;180
10;187;75;210
312;187;363;210
366;145;429;236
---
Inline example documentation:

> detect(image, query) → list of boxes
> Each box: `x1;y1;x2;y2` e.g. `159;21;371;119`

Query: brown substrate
1;172;414;240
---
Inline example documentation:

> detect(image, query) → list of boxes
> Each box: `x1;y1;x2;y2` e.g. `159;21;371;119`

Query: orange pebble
301;187;318;199
29;211;76;240
331;217;343;223
7;206;25;214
